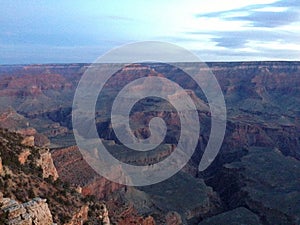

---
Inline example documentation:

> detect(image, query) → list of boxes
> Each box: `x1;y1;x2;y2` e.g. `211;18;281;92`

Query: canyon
0;62;299;224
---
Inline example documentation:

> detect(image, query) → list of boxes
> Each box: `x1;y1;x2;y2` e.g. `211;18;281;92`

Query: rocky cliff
0;192;53;225
0;128;110;224
36;149;59;181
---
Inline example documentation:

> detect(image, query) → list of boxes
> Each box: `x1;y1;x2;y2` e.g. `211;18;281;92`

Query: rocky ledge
0;192;53;225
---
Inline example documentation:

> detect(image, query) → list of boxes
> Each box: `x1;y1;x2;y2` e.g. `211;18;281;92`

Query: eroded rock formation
0;193;53;225
36;149;59;181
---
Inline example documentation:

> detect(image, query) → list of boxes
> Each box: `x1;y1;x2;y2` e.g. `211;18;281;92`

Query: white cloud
253;7;289;12
248;40;300;50
190;0;279;14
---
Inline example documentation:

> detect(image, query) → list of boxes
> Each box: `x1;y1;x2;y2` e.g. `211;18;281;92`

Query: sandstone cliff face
15;141;59;181
23;198;53;225
0;193;53;225
36;149;59;181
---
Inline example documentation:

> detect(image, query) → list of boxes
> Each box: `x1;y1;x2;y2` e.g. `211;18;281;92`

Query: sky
0;0;300;64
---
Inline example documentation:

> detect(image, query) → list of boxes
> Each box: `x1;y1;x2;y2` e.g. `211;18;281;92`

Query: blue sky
0;0;300;64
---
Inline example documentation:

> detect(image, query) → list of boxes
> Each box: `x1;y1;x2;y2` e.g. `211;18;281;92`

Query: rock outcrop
0;194;53;225
18;149;31;165
36;149;59;181
23;198;53;225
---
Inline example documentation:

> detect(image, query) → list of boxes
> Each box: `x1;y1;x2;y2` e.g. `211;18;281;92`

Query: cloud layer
189;0;300;60
0;0;299;63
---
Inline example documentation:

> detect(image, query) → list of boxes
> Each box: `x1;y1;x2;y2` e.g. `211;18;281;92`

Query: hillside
0;128;111;224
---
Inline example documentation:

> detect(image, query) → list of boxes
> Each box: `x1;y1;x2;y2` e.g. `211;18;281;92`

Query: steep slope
205;147;300;225
51;145;222;224
0;128;108;224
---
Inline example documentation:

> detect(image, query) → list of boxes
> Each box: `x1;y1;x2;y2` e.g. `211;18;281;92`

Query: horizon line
1;60;300;66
